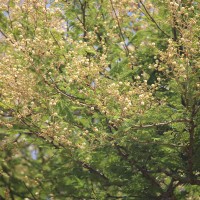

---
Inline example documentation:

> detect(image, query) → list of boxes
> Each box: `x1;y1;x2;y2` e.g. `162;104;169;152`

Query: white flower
141;101;145;105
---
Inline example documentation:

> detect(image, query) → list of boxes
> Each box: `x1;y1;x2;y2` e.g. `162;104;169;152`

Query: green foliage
0;0;200;199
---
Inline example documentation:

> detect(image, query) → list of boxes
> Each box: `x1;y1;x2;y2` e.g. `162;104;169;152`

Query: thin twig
23;182;37;200
139;0;171;38
128;119;190;131
110;0;129;56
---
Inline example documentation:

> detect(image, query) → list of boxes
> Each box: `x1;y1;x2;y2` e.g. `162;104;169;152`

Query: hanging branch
138;0;171;38
109;0;130;56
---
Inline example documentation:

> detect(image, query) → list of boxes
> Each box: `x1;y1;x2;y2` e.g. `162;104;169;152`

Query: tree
0;0;200;199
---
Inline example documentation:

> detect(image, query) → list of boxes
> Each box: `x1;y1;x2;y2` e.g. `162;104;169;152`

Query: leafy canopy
0;0;200;199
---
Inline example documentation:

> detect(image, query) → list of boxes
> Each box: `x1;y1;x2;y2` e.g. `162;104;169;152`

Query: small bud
91;107;94;110
136;76;140;80
141;101;145;105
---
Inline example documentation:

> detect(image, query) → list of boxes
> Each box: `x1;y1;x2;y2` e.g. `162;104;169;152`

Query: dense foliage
0;0;200;199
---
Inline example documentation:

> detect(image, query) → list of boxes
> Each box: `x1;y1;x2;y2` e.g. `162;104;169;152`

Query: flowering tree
0;0;200;199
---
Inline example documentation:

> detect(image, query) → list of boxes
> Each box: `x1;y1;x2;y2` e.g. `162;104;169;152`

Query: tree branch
114;144;162;191
109;0;129;56
138;0;170;38
77;160;109;182
128;119;190;131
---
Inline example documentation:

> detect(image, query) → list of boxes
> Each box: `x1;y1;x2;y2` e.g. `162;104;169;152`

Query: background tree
0;0;200;199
